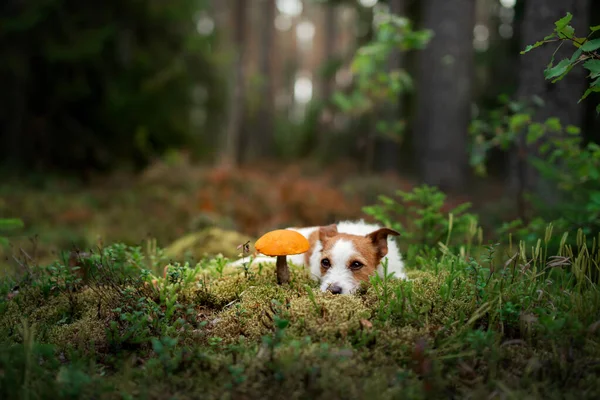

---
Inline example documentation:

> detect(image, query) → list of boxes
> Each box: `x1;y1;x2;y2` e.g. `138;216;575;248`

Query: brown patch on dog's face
303;229;320;265
318;227;400;282
318;224;338;242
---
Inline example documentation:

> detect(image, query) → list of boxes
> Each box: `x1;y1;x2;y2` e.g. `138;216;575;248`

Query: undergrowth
1;198;599;399
0;161;410;268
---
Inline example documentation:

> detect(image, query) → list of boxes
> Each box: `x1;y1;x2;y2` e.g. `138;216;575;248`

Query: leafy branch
332;9;432;141
521;13;600;113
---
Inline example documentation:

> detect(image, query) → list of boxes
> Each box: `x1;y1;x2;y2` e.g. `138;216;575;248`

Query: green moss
45;289;111;351
164;227;253;260
208;282;296;342
0;287;116;351
1;240;600;399
286;294;372;340
0;290;72;342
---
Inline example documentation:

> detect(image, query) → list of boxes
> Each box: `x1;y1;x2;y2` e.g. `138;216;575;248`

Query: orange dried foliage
195;164;363;236
56;207;93;225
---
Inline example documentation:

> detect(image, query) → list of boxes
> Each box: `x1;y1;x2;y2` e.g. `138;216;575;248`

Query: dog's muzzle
327;284;343;295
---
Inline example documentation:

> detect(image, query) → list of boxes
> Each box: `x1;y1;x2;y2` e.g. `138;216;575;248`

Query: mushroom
254;229;310;285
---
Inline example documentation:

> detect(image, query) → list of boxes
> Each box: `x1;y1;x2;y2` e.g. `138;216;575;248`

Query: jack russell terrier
230;220;407;294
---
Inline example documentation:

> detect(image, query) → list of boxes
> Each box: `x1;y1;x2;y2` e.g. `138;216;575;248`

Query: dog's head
317;224;400;295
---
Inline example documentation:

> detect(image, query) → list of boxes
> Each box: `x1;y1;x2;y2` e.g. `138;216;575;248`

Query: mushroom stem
276;255;290;285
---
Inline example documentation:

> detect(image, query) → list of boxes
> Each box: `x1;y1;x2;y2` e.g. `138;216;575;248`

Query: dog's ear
366;228;400;258
319;224;338;242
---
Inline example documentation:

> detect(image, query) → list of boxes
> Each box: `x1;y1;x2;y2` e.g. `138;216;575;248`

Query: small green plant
201;253;229;277
0;218;24;247
260;299;290;366
369;257;395;320
0;320;57;399
303;284;322;317
363;185;479;262
470;96;600;250
151;336;183;374
465;329;497;356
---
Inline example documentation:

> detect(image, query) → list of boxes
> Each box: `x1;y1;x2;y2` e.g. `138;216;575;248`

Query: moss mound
164;227;254;260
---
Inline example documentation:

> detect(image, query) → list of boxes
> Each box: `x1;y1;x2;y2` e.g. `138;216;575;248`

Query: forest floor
1;236;599;399
3;159;597;399
0;158;508;270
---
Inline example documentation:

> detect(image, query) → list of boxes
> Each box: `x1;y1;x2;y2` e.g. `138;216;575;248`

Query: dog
230;220;406;294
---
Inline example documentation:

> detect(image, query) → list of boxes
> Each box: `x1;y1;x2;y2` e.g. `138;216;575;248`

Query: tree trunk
513;0;590;210
374;0;406;173
415;0;475;191
316;4;337;159
247;0;275;161
358;8;377;174
221;0;248;167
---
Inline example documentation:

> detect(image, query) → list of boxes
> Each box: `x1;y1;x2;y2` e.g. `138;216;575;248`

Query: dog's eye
350;261;363;270
321;258;331;269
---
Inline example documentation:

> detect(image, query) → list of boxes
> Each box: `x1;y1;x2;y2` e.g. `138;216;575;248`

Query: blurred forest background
1;0;599;264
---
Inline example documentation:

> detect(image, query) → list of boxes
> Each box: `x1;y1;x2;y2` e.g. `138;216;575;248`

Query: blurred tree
513;0;590;202
321;4;337;106
415;0;476;191
248;0;276;161
329;5;432;174
0;0;225;174
316;1;338;157
221;0;248;166
374;0;406;173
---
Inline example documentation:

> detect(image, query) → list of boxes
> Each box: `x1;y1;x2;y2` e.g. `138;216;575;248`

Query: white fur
319;239;357;294
228;220;407;294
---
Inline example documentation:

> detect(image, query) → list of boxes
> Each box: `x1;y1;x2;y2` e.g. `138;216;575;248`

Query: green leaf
591;25;600;32
583;59;600;77
569;48;583;62
555;13;573;31
581;86;600;101
376;120;388;133
559;26;575;39
545;117;562;132
521;41;545;54
544;58;573;80
554;13;575;39
0;218;24;231
591;192;600;206
566;125;581;135
579;77;600;101
581;38;600;52
526;123;545;145
332;91;353;112
572;37;587;48
509;113;531;132
558;25;575;39
0;237;8;247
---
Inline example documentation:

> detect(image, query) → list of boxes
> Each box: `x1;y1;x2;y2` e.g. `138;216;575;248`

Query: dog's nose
328;285;343;295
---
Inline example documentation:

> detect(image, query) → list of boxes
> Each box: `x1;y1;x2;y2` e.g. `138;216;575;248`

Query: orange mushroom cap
255;229;310;256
